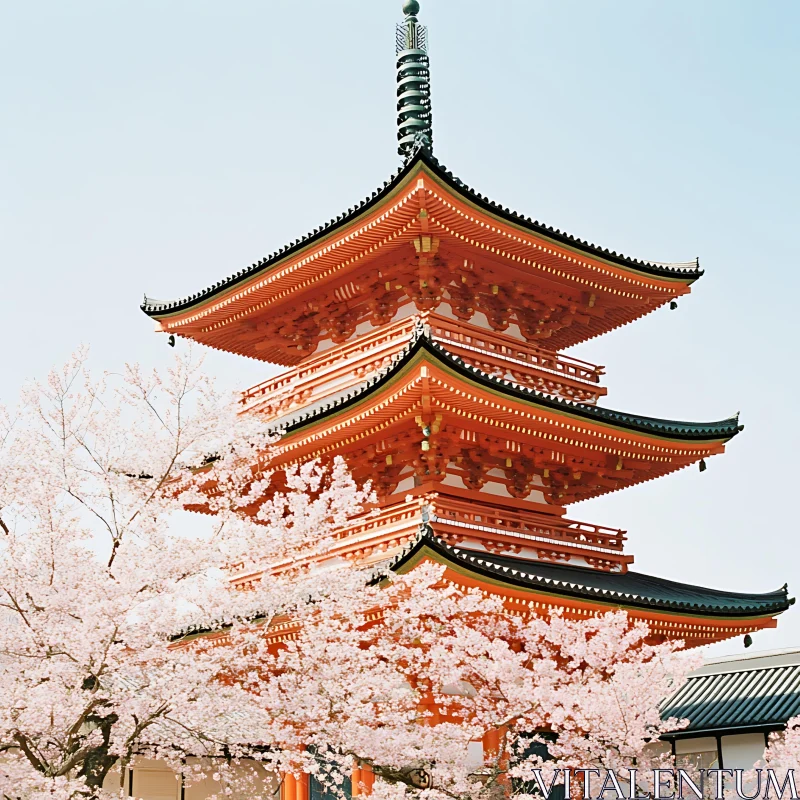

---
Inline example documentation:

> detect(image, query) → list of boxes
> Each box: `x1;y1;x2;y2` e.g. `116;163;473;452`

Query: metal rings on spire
396;1;432;157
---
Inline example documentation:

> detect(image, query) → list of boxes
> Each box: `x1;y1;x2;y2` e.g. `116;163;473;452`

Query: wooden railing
241;313;606;410
428;316;604;385
431;496;626;553
241;318;418;406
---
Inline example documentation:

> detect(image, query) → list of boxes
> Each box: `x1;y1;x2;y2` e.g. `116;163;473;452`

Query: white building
662;647;800;769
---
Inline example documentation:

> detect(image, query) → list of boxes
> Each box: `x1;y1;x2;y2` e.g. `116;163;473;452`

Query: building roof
662;649;800;736
279;322;742;443
141;148;701;319
389;530;792;618
172;536;791;645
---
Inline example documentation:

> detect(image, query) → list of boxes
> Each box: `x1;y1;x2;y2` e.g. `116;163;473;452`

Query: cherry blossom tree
0;349;368;799
253;598;696;800
0;351;694;800
752;717;800;796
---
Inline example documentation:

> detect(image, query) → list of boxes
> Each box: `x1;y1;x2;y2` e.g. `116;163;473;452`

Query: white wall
674;736;718;756
720;733;768;769
102;758;278;800
675;732;770;770
132;760;182;800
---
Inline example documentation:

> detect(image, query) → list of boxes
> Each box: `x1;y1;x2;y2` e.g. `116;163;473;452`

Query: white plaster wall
720;732;767;769
467;310;491;330
185;758;278;800
466;740;484;770
133;763;182;800
675;732;769;770
440;473;467;490
102;759;278;800
476;479;546;503
674;736;718;754
389;301;417;325
477;480;512;498
434;302;455;320
353;320;377;337
395;475;416;493
102;768;123;794
524;487;547;504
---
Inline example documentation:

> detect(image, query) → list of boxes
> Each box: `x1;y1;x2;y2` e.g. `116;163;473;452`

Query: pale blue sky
2;1;799;656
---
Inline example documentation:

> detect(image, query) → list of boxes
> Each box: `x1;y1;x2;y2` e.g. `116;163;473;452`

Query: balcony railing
428;316;604;386
430;496;626;553
241;313;607;413
241;317;418;408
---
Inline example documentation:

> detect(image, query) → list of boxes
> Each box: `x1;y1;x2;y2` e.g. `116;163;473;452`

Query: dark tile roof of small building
278;322;742;443
142;148;701;317
662;651;800;736
388;530;791;618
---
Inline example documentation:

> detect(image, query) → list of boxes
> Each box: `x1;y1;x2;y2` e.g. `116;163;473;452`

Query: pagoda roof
279;323;741;444
172;531;790;644
142;147;700;320
390;530;792;619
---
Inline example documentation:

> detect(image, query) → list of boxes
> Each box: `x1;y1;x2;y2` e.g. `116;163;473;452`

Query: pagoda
141;1;790;649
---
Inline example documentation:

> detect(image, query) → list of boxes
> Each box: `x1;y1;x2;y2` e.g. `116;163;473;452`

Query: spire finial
396;1;432;158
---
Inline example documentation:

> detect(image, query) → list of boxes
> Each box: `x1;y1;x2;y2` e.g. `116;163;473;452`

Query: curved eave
390;531;791;619
415;150;701;283
279;329;741;445
141;148;701;320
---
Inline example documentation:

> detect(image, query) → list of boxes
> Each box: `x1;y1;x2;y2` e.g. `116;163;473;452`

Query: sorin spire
396;0;432;157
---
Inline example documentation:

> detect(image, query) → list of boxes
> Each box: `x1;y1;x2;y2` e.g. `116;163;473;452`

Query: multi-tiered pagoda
141;2;789;649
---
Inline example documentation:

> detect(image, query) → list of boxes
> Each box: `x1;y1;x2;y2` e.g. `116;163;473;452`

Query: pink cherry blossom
0;350;695;800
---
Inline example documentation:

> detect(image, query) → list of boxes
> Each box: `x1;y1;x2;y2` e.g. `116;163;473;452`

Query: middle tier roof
261;323;740;507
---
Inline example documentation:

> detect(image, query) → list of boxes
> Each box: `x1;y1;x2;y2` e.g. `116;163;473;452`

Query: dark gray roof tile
388;529;790;618
663;662;800;734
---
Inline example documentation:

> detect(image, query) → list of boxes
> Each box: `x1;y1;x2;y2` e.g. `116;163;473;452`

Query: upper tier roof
140;149;702;360
143;149;699;318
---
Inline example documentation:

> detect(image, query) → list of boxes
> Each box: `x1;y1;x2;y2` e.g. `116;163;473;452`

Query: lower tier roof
390;530;791;618
261;325;741;506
